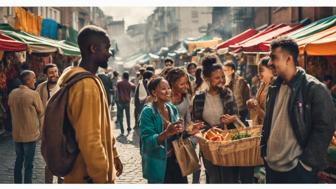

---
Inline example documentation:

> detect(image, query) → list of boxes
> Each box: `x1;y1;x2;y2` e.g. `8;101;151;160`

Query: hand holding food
220;114;237;125
246;99;258;109
187;121;205;135
165;120;184;136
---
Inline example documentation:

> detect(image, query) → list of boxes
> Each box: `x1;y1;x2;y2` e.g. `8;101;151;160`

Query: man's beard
48;79;58;84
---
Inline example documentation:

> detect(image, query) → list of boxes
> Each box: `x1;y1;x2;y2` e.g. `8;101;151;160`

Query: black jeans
134;101;145;128
204;158;254;183
239;109;249;127
14;141;36;183
117;102;131;134
164;156;188;183
265;161;318;183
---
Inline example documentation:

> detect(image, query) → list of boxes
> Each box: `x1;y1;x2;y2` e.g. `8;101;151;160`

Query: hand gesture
220;114;237;125
165;120;184;136
246;99;258;109
187;121;204;135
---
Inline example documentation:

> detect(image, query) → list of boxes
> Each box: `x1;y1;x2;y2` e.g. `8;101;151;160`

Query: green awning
0;23;80;56
186;35;214;42
288;15;336;39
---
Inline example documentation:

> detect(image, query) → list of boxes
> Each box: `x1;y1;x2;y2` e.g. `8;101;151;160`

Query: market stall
186;37;222;53
216;28;258;50
0;32;27;51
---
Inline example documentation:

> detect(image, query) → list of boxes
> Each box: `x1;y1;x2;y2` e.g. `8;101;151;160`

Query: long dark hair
147;77;164;96
195;67;203;92
165;67;187;88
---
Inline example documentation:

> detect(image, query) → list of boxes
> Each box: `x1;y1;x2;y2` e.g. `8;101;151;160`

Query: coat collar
271;67;305;89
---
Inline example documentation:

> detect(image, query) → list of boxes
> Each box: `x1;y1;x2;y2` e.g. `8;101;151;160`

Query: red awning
228;24;288;52
216;28;257;50
0;32;27;51
241;24;302;52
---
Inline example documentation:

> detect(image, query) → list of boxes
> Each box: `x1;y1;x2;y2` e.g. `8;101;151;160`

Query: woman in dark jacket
193;54;251;183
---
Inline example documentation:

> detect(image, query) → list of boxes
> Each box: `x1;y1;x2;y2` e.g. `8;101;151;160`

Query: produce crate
195;126;264;166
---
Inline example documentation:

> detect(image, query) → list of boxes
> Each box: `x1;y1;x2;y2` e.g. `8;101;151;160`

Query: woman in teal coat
139;77;202;183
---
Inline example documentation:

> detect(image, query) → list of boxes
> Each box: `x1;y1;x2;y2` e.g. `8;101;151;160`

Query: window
72;12;79;31
272;7;284;13
191;10;199;19
38;7;47;18
38;7;60;23
7;7;13;15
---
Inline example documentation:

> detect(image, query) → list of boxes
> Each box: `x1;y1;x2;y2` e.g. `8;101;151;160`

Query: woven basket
196;126;264;166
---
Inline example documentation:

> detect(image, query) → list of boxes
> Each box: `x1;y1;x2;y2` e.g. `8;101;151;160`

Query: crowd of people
137;37;336;184
1;24;336;184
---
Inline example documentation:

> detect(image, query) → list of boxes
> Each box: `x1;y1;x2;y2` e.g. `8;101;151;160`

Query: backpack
41;72;95;177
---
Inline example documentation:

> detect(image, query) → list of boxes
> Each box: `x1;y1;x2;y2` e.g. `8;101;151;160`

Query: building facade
254;7;335;29
144;7;213;53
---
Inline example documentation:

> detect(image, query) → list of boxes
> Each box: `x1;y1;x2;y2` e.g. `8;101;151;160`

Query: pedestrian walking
262;37;336;183
8;70;43;183
116;71;136;135
111;71;119;109
134;70;153;128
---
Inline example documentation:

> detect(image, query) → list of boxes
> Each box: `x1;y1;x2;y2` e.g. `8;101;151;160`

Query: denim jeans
14;141;36;183
117;102;131;134
265;161;318;183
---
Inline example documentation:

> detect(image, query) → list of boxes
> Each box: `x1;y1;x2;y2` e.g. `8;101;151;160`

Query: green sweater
139;103;180;183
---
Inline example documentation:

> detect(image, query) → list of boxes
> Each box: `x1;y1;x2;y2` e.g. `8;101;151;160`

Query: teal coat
139;103;180;183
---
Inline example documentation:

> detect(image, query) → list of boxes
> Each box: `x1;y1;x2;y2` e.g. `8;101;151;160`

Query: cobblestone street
0;104;206;184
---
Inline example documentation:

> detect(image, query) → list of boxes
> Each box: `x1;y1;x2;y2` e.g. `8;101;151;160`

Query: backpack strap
62;72;96;89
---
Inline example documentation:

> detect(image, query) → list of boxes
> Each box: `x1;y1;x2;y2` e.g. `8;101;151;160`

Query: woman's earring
154;96;158;102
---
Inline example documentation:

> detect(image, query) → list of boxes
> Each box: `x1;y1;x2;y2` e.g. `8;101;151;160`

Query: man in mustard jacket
58;25;123;183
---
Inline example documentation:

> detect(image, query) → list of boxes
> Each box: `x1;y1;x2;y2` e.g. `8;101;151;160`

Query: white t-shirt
49;85;60;98
202;93;224;126
138;81;147;101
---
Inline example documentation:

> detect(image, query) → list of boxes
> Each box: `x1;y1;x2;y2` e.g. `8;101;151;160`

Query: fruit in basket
205;130;217;140
204;128;227;142
231;131;252;141
209;135;224;142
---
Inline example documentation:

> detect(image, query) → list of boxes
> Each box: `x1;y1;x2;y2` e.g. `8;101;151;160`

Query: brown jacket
58;67;119;183
227;74;250;112
36;81;49;108
8;85;44;142
250;82;269;126
36;80;60;126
